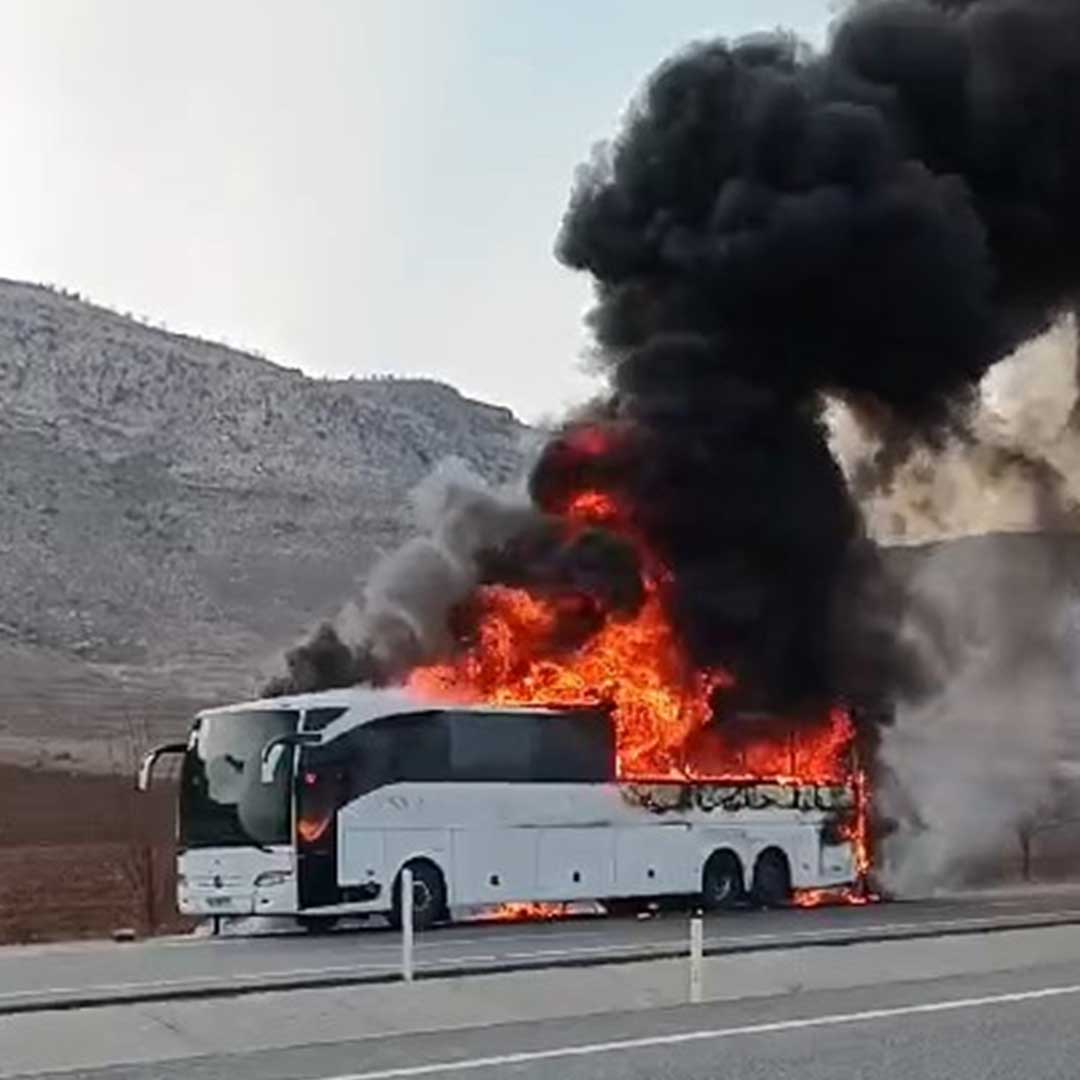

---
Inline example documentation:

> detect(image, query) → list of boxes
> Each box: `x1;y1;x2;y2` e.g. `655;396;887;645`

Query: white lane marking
315;983;1080;1079
354;907;1080;959
0;964;401;1002
159;925;620;953
702;908;1080;948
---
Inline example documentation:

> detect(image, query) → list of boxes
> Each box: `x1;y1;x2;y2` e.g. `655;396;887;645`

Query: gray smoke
358;459;541;675
827;318;1080;891
878;533;1080;892
265;458;542;695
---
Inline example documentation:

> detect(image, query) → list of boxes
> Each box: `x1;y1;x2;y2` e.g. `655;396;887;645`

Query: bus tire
296;915;339;934
751;849;792;908
390;859;447;931
701;850;744;910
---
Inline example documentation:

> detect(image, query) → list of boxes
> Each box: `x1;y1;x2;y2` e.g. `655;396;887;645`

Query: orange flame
486;902;570;922
792;769;876;907
410;581;726;779
408;488;873;897
565;489;621;523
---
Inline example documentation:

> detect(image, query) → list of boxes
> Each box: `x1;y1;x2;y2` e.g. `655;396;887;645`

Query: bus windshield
180;709;299;849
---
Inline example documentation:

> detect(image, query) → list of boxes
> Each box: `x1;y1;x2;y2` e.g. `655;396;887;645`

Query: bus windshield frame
179;709;299;850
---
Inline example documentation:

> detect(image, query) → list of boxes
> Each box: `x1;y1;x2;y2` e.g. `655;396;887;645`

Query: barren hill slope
0;280;528;767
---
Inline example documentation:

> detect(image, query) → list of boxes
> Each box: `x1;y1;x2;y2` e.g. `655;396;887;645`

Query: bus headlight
254;870;293;887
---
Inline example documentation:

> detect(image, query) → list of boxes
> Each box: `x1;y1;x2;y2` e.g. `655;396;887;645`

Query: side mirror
136;743;187;791
260;731;322;784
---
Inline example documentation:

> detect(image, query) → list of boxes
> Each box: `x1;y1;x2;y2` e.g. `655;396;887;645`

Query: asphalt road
4;887;1080;1012
11;950;1080;1079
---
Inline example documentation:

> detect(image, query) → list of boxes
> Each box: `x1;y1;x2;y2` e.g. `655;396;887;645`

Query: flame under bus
137;687;863;928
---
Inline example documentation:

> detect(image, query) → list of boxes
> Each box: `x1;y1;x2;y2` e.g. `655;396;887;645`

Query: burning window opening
408;486;876;904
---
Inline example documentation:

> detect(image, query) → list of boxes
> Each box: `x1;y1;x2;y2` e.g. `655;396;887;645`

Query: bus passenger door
295;756;346;909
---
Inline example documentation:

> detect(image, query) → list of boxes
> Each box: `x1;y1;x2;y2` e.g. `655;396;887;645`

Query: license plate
205;896;235;908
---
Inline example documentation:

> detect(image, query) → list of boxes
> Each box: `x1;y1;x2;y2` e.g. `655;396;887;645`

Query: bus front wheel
702;850;745;911
390;860;447;931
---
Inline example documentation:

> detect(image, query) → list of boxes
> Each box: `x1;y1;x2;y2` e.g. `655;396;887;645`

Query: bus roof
198;686;610;736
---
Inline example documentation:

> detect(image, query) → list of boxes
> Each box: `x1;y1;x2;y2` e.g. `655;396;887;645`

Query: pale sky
0;1;834;421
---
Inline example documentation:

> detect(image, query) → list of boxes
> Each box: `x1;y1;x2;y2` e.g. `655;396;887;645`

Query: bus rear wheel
751;849;792;908
702;850;745;911
390;860;447;931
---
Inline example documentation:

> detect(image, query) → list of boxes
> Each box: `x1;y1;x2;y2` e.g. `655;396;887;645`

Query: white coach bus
137;687;860;930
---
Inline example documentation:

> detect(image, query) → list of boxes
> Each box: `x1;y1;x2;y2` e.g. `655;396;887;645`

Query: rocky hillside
4;275;1079;784
0;280;529;767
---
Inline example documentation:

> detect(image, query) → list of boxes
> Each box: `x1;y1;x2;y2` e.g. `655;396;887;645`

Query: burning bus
137;686;868;930
138;478;872;929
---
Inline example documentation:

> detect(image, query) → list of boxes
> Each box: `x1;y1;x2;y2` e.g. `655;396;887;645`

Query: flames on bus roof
268;0;1080;899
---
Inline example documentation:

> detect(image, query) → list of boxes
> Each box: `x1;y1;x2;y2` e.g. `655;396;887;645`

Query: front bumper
179;890;256;916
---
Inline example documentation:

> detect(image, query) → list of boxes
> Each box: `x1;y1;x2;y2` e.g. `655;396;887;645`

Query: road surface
4;902;1080;1077
2;887;1080;1013
18;965;1080;1080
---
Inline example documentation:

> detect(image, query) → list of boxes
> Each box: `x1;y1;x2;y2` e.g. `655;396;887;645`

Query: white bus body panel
336;782;855;912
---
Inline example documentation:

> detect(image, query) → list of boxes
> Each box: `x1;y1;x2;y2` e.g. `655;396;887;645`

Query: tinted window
446;710;614;782
302;706;348;732
297;707;614;822
448;712;534;781
530;710;616;781
300;710;450;805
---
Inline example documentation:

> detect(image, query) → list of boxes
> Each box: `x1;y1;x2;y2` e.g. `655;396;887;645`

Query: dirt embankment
0;762;191;944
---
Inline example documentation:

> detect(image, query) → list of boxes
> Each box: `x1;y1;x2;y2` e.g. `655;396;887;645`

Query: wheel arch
701;846;746;890
751;845;793;906
389;855;450;929
700;846;747;910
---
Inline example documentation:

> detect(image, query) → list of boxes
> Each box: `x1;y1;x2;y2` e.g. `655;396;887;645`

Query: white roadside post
401;867;415;983
689;907;704;1004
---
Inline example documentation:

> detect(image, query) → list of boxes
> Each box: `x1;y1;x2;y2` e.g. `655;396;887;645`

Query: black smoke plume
536;0;1080;709
263;624;385;697
271;0;1080;724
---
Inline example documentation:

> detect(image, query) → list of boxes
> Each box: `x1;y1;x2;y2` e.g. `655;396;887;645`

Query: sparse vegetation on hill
0;278;528;766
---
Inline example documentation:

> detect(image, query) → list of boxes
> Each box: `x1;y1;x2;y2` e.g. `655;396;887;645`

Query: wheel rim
412;879;433;913
706;858;738;904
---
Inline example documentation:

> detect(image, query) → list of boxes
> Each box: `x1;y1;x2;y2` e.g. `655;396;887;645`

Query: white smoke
829;317;1080;892
877;534;1079;893
831;315;1080;543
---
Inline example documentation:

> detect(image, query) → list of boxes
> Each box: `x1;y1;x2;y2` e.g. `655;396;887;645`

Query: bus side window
348;728;392;799
303;707;347;733
338;711;452;799
531;711;615;782
445;710;615;783
447;712;534;782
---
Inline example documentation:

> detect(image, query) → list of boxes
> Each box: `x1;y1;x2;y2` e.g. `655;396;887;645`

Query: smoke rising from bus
269;0;1080;886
